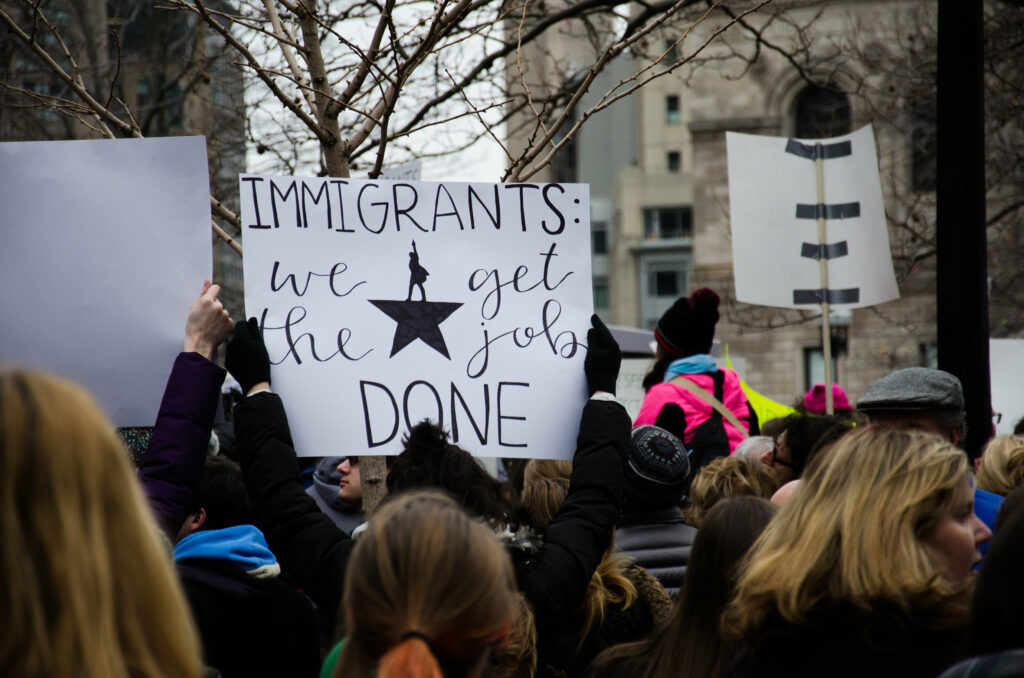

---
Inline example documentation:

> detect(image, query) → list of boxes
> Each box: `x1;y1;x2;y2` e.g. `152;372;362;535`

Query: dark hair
759;417;789;441
195;455;252;531
592;496;776;678
1014;414;1024;436
778;414;854;478
641;353;673;392
386;420;515;527
965;505;1024;655
995;484;1024;533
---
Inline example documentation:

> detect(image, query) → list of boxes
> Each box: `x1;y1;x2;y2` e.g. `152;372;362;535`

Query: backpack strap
669;375;749;439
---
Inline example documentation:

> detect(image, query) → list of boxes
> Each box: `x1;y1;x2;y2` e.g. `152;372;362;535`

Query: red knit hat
803;383;853;414
654;288;720;358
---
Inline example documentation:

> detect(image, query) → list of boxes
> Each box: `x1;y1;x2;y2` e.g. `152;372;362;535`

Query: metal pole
936;0;989;456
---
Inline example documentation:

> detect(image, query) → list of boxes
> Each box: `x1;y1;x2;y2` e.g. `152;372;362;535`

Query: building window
640;251;692;328
803;347;837;392
666;95;681;124
643;206;692;240
648;270;683;297
592;221;608;254
593;278;609;310
664;39;681;65
794;84;851;139
667;151;681;173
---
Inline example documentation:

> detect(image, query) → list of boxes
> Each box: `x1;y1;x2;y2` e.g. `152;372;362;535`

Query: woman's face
921;483;992;583
761;430;796;485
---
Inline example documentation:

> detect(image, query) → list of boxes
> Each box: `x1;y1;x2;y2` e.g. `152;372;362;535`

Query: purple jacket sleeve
138;352;226;537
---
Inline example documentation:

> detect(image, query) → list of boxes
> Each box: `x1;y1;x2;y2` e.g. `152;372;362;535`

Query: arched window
793;84;851;139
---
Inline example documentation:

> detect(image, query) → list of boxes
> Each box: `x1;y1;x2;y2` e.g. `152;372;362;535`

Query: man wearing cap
615;425;695;599
857;367;1000;548
856;367;966;444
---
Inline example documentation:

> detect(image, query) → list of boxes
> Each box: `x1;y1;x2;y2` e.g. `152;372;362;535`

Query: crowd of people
3;282;1024;678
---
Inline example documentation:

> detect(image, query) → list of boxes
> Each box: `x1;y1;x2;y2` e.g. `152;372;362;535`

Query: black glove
584;313;621;396
226;317;271;394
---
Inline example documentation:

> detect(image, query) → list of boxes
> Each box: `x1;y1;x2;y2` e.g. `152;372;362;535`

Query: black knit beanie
654;287;720;358
623;425;690;511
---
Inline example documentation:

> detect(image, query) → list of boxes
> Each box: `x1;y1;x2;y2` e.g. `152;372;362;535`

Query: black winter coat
177;559;320;678
615;506;696;598
720;614;964;678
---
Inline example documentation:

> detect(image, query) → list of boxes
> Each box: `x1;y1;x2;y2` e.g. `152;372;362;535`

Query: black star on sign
369;300;463;359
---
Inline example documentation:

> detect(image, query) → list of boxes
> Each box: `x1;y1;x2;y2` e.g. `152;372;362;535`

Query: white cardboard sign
727;125;899;309
0;137;212;425
240;176;593;459
990;339;1024;435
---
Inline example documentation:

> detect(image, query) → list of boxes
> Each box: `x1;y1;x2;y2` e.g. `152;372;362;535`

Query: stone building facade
506;0;943;405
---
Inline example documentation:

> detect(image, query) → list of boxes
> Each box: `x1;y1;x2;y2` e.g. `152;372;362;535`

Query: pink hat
803;383;852;414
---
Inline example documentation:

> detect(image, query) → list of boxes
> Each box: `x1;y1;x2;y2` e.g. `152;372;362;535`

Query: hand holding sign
227;317;272;395
184;280;235;360
584;314;621;396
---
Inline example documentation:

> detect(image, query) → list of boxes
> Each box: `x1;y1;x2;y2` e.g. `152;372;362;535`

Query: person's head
622;425;690;513
684;456;777;528
1014;414;1024;436
336;491;517;678
387;421;514;528
176;454;253;542
857;367;966;444
336;456;363;506
758;416;789;441
732;436;773;464
0;369;201;678
759;414;853;484
801;383;854;416
725;428;990;644
975;435;1024;497
519;459;572;530
593;497;776;678
643;288;721;390
995;483;1024;533
965;504;1024;656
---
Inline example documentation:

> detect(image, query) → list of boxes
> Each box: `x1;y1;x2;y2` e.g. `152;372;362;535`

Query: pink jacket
633;368;751;453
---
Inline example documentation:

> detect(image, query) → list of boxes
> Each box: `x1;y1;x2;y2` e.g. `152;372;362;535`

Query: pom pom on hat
654;287;721;358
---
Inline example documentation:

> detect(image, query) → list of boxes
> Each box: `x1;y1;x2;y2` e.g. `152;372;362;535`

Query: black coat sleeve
517;398;630;640
234;392;354;630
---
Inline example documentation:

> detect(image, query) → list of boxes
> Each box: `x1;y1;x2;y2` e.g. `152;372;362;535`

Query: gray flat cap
856;367;964;414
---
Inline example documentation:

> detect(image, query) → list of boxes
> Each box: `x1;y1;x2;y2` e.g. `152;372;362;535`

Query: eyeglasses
993;412;1003;424
770;449;793;468
347;455;359;465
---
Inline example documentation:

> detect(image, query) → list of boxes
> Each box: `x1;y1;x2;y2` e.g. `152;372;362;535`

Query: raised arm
227;318;355;629
517;315;629;641
138;281;233;538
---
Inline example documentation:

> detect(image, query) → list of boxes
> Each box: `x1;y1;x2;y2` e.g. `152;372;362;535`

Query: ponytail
378;635;442;678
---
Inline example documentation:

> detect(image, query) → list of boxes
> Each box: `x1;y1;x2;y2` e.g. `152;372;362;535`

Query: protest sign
240;176;593;459
727;125;899;310
990;339;1024;435
0;137;212;425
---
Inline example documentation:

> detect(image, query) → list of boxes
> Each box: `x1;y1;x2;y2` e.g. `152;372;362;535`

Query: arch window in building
793;84;851;139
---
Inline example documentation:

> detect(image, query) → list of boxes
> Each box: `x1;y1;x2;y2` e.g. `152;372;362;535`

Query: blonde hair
724;428;972;644
520;460;637;646
0;369;201;678
336;491;517;678
685;456;778;527
976;435;1024;496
